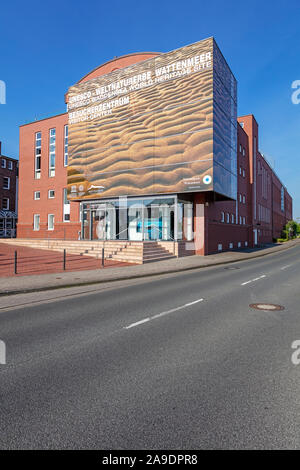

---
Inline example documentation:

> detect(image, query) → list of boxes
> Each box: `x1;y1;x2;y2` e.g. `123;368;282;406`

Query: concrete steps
0;239;178;264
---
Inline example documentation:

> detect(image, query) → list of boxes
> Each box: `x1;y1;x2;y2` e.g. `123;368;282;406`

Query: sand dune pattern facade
67;38;221;200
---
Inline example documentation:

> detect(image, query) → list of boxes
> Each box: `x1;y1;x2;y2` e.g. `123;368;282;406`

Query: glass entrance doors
80;196;193;242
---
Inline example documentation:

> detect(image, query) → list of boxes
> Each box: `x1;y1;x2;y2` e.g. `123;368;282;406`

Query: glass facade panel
80;196;193;242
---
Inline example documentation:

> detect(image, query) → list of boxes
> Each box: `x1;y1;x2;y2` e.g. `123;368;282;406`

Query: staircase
0;239;177;264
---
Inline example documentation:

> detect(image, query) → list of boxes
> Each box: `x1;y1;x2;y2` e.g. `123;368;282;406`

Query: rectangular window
243;195;246;204
35;132;41;179
63;188;70;222
48;214;54;230
239;144;242;153
221;211;225;223
49;128;56;177
239;167;242;175
243;169;245;178
231;214;235;224
64;125;68;166
243;217;246;225
8;160;13;170
226;213;230;223
2;197;9;210
3;177;10;189
48;189;55;198
33;214;40;231
1;158;6;168
243;148;245;156
239;194;242;203
34;191;40;200
239;216;242;225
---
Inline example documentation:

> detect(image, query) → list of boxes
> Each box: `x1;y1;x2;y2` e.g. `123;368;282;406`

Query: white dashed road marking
124;298;204;329
241;275;266;286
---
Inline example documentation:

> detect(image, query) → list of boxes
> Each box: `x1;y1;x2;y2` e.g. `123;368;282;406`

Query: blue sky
0;0;299;218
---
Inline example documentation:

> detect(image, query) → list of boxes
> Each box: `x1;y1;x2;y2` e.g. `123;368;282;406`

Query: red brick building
17;49;293;256
0;141;18;237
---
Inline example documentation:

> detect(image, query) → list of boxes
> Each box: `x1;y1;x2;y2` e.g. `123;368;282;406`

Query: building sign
67;37;237;200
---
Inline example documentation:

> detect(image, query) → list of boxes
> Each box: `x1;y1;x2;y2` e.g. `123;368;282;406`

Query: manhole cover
250;303;285;311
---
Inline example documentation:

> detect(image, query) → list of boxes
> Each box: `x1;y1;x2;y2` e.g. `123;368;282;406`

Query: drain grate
250;303;285;311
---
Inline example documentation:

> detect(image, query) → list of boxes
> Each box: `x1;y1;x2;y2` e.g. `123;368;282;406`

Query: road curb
0;240;299;297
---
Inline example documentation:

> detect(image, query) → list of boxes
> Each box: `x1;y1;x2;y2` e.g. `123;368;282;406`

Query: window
218;244;223;251
48;214;54;230
48;189;55;198
243;169;245;178
64;125;68;166
243;147;245;156
243;195;246;204
1;158;6;168
35;132;41;179
229;243;233;249
239;194;242;203
49;128;56;177
231;214;235;224
33;214;40;231
239;167;242;175
238;242;241;248
239;144;242;153
221;212;225;223
3;177;10;189
63;188;70;222
226;213;230;223
2;197;9;210
239;216;242;225
245;241;248;247
8;160;13;170
34;191;40;200
243;217;246;225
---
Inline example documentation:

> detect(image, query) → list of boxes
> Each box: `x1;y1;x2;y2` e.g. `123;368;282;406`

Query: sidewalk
0;239;299;296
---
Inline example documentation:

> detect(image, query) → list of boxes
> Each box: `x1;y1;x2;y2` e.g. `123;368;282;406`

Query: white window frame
63;188;70;222
8;160;13;170
33;214;40;231
48;189;55;199
3;176;10;190
1;158;6;168
49;128;56;177
64;125;68;167
2;197;9;210
35;132;42;179
48;214;54;231
34;191;40;200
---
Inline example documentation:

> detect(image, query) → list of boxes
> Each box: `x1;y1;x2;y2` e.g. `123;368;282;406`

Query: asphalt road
0;245;300;449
